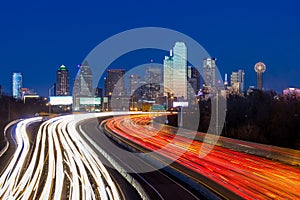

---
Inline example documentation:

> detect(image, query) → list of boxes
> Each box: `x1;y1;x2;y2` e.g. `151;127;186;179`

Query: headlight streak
0;117;42;199
0;114;122;200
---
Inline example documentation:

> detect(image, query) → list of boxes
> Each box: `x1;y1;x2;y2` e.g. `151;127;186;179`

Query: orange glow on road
104;114;300;200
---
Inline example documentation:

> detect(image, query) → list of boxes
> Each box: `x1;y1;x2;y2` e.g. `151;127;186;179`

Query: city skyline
1;1;300;199
0;1;299;96
6;57;293;98
3;48;297;97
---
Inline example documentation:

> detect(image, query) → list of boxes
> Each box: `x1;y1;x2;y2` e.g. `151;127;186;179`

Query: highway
0;115;121;200
76;113;203;200
103;114;300;200
1;112;299;200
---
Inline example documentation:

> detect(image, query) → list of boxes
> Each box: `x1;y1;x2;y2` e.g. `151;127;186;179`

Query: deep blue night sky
0;0;299;96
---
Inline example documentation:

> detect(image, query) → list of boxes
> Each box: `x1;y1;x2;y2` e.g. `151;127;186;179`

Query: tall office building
163;54;174;96
104;69;125;96
12;72;22;99
145;66;163;99
203;58;217;87
163;42;187;99
129;74;141;95
188;66;200;93
254;62;266;90
145;66;163;84
78;61;94;96
56;65;70;96
73;61;93;111
230;70;245;95
95;87;103;98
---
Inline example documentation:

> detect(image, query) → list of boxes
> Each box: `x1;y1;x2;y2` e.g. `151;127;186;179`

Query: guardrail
100;120;222;200
0;120;23;157
78;125;150;200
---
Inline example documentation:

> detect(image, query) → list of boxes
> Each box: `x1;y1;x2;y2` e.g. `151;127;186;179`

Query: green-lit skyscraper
56;65;70;96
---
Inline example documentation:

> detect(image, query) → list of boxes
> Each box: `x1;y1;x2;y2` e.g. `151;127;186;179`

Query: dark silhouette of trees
198;90;300;150
0;95;48;149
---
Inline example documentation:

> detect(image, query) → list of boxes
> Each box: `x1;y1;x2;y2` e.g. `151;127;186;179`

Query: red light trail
104;114;300;200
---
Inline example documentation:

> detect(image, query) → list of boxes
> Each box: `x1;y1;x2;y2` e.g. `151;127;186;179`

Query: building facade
73;61;93;111
230;69;245;95
283;88;300;100
104;69;126;96
129;74;141;95
12;72;22;99
163;42;187;99
56;65;70;96
79;61;93;96
203;58;217;87
188;66;200;94
145;66;163;84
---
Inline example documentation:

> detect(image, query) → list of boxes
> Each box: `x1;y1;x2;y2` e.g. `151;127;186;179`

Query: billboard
173;102;189;107
103;97;108;103
49;96;73;105
79;97;101;105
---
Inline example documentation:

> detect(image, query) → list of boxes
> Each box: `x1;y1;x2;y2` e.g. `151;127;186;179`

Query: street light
48;84;55;114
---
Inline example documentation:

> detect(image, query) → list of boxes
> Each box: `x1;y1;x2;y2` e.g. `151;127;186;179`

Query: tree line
198;90;300;150
0;96;48;149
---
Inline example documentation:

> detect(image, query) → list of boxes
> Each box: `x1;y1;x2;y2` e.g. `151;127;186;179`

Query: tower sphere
254;62;266;73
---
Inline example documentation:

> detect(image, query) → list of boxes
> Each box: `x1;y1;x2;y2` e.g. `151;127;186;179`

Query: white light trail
0;114;123;199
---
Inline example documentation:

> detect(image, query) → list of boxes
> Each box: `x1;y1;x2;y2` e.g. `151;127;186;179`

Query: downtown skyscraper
163;42;187;99
104;69;125;96
12;72;22;99
73;60;93;111
188;66;200;94
230;69;245;95
56;65;70;96
74;61;93;96
145;65;163;85
129;74;141;95
203;58;217;87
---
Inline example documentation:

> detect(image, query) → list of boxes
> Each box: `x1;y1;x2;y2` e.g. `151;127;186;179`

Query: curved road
77;114;203;200
3;112;298;200
0;115;121;200
103;114;300;200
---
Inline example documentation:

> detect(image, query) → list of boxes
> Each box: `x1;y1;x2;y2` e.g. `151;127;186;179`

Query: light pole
48;84;55;114
8;96;11;122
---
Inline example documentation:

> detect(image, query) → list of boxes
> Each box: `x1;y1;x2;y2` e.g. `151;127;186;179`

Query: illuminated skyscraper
73;60;93;111
230;69;245;95
76;61;93;96
224;74;228;87
129;74;141;95
163;53;173;96
12;72;22;99
203;58;216;87
254;62;266;90
56;65;70;96
188;66;200;94
145;64;163;99
104;69;125;96
163;42;187;99
145;66;163;84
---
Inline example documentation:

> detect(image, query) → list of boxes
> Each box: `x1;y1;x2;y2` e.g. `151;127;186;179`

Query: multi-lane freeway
0;115;121;200
1;112;300;200
77;113;203;200
103;114;300;200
